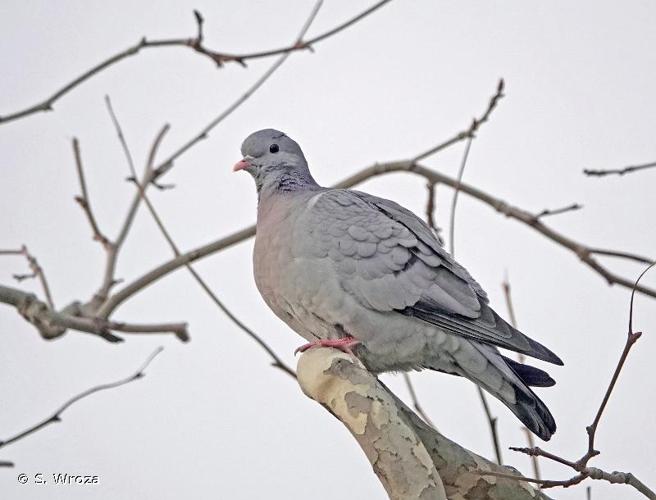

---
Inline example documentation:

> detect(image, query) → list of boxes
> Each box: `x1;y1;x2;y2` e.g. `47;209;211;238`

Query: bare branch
0;348;163;457
412;78;504;163
72;138;112;250
444;88;503;465
110;101;297;377
501;276;541;479
424;182;440;236
584;160;656;177
85;0;325;316
588;248;652;265
476;469;588;489
150;0;324;181
448;135;474;256
0;284;187;342
102;0;330;376
536;203;582;219
504;263;656;498
0;250;24;255
0;1;392;125
5;246;55;309
88;96;159;307
401;373;436;428
475;386;503;465
584;261;655;462
101;158;656;319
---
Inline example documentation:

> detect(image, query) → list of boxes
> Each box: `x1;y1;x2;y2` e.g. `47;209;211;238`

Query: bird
233;128;562;441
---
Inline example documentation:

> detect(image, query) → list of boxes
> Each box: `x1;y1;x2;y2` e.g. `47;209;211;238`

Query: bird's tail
435;341;557;441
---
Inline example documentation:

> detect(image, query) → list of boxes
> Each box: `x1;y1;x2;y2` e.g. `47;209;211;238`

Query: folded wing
308;189;562;365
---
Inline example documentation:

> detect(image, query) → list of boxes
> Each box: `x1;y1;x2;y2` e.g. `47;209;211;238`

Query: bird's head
233;129;317;194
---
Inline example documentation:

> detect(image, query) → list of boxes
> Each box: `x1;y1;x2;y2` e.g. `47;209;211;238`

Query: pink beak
233;158;251;172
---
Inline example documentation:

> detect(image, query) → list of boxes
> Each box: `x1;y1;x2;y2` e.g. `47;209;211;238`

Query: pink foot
294;336;361;356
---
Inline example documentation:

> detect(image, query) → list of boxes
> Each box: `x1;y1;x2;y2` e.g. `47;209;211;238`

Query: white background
1;1;655;499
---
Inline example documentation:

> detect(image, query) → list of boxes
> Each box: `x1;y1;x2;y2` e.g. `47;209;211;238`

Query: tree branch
412;78;504;163
72;138;112;250
584;160;656;177
447;82;503;466
87;0;324;313
0;1;393;125
0;284;187;342
98;3;328;377
401;373;436;428
499;263;656;498
2;245;55;310
502;276;541;480
297;348;552;500
100;156;656;320
150;0;324;181
535;203;582;219
0;348;164;467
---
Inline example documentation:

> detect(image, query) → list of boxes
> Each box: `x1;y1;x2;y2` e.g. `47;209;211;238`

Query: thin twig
150;0;324;181
501;276;540;479
424;182;444;244
505;263;656;498
89;1;325;312
412;79;504;163
476;386;503;464
583;260;656;464
444;94;503;465
401;373;435;428
0;1;392;125
448;135;474;256
72;138;112;249
108;104;297;377
8;246;55;309
584;161;656;177
100;0;329;376
0;347;163;456
476;469;588;489
536;203;582;219
588;248;652;265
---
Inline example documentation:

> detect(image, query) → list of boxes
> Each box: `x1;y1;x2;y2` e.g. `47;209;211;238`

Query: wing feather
309;189;562;365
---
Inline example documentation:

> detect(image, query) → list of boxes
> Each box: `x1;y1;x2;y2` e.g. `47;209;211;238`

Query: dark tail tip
512;387;557;441
502;356;555;387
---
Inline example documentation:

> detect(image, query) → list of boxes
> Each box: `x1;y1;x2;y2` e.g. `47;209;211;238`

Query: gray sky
1;1;655;499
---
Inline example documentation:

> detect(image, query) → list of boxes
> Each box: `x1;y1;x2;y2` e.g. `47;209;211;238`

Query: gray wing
308;189;562;365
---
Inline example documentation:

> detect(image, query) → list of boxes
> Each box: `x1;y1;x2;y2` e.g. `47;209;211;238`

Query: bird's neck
257;168;320;202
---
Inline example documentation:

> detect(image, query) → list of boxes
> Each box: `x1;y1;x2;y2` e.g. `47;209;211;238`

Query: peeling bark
297;348;552;500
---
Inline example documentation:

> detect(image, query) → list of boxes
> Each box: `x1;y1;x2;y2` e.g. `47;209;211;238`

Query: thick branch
0;285;187;342
297;348;551;500
0;1;392;124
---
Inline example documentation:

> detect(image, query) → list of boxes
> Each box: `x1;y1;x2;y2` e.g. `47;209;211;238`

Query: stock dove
234;129;562;440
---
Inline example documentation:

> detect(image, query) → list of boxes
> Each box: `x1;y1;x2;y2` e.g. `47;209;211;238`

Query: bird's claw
294;336;360;356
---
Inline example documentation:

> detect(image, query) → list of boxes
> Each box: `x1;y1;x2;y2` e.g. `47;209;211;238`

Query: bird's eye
269;144;279;153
